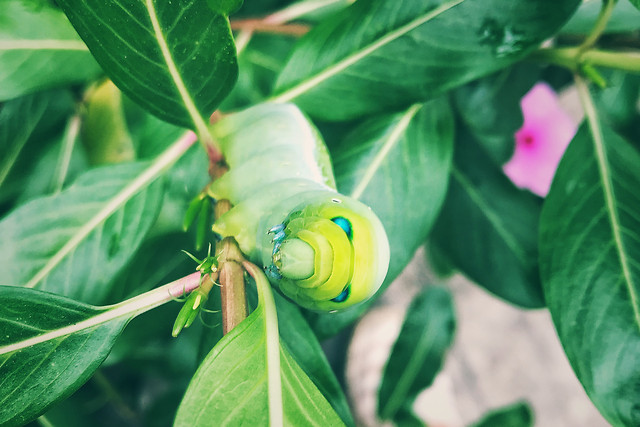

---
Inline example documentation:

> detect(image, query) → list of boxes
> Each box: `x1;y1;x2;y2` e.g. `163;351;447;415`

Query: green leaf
562;0;640;33
469;401;534;427
220;34;297;111
631;0;640;12
273;293;355;426
0;89;75;205
273;0;580;120
453;63;539;164
430;128;545;308
0;1;102;101
242;283;355;425
56;0;238;131
0;273;202;427
539;119;640;427
0;163;164;303
207;0;243;16
307;98;454;337
174;262;345;426
377;286;456;421
0;287;128;427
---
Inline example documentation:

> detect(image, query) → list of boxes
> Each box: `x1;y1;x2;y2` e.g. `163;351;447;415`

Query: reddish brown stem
213;200;247;334
230;19;310;36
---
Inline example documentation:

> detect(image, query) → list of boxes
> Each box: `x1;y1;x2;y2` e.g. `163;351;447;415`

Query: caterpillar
207;103;390;312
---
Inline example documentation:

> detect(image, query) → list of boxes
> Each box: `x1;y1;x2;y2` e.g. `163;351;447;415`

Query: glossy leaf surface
174;264;344;426
431;129;545;308
0;163;164;303
0;287;129;426
378;286;456;421
56;0;238;129
273;293;355;426
308;98;454;337
0;1;102;101
540;122;640;427
0;90;75;205
453;64;538;164
274;0;580;120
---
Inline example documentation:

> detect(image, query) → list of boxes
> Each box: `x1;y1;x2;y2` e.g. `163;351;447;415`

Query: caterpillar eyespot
208;103;390;311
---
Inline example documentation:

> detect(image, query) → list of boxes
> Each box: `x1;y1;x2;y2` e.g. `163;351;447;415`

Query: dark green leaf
174;263;344;426
0;163;164;304
593;71;640;147
631;0;640;12
56;0;238;129
539;122;640;427
431;128;545;308
469;401;534;427
378;287;456;421
273;0;580;120
0;1;102;101
453;63;539;164
0;286;129;426
392;406;426;427
308;98;454;337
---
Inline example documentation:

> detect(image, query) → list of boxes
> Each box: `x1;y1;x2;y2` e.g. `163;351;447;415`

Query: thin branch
230;20;310;36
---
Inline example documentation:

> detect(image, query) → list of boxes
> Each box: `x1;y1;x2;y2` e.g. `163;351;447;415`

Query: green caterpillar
208;104;389;311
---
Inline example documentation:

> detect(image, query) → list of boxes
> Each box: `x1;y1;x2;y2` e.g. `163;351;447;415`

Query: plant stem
37;415;55;427
578;0;616;53
230;20;310;36
231;0;347;55
1;272;202;355
213;200;247;334
531;47;640;74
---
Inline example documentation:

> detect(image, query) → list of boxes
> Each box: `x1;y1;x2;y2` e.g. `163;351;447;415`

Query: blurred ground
345;248;610;427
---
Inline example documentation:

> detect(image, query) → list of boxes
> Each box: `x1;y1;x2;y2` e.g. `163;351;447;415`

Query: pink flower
503;83;578;197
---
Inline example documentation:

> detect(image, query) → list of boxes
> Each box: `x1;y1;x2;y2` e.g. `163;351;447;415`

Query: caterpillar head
262;195;390;311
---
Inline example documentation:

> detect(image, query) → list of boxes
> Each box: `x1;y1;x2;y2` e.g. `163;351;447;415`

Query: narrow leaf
0;1;102;101
0;162;164;303
378;286;456;421
174;262;344;426
273;0;580;120
56;0;238;131
430;128;545;308
308;98;454;338
540;117;640;426
469;401;534;427
0;273;201;427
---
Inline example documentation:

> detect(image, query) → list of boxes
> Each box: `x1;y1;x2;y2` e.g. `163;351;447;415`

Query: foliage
1;0;639;426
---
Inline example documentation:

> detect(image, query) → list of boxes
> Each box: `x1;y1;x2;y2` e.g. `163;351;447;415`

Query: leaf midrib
350;104;422;200
24;132;195;289
144;0;211;141
576;76;640;329
451;166;529;265
271;0;465;103
380;318;439;420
